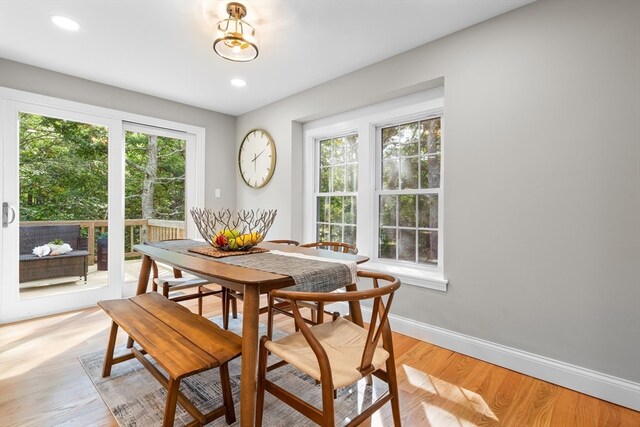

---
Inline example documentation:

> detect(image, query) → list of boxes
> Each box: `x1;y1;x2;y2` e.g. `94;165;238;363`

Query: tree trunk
141;134;158;240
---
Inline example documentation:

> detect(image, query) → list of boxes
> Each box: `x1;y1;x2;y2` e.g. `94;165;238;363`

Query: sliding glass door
1;91;204;323
1;101;124;322
122;123;195;294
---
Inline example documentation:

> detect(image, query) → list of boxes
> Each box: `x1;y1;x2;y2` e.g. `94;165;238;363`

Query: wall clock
238;129;277;188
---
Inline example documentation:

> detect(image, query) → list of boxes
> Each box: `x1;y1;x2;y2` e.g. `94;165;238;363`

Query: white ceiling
0;0;534;116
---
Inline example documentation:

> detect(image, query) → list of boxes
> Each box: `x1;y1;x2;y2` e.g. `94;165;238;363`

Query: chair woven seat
266;316;389;389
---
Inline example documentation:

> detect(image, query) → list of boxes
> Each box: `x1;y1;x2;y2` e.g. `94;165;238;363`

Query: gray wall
237;0;640;382
0;58;237;211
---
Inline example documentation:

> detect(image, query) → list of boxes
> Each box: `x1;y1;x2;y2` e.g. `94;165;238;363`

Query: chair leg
163;377;181;427
385;353;401;426
197;286;203;316
316;302;324;324
222;288;230;330
231;295;238;318
321;378;336;427
266;295;275;339
220;362;236;424
102;321;119;378
255;336;269;427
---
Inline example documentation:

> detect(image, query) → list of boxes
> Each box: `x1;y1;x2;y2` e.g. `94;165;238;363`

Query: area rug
79;316;387;426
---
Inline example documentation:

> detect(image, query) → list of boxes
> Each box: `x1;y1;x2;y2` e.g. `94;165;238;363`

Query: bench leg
220;362;236;424
163;377;181;427
102;321;119;378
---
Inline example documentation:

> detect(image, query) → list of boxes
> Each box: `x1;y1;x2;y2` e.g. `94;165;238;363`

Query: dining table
132;240;369;427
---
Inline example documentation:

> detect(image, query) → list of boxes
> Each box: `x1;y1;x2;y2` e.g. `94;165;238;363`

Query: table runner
147;240;355;293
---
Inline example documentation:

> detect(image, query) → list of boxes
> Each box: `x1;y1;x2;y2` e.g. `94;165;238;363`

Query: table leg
240;284;260;427
128;255;153;348
135;255;152;296
345;282;364;327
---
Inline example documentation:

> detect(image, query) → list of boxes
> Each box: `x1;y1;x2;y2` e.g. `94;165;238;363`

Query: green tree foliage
316;134;358;245
19;113;185;222
125;132;185;221
19;113;109;220
378;118;441;264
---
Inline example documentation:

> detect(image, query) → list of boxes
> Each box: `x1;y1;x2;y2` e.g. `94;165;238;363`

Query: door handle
2;202;16;228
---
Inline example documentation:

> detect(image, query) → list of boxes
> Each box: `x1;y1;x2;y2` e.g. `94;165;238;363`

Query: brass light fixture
213;2;258;62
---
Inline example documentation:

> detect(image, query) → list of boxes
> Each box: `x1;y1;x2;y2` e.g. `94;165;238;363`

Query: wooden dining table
133;240;369;427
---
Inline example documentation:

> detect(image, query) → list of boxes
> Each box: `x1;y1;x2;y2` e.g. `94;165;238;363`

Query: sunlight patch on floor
404;364;498;424
0;310;109;380
423;400;484;427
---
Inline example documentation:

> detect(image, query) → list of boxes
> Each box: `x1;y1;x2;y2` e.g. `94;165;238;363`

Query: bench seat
99;292;242;427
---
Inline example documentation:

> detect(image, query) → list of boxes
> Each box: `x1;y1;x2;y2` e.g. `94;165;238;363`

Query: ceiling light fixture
213;2;258;62
51;15;80;31
230;78;247;87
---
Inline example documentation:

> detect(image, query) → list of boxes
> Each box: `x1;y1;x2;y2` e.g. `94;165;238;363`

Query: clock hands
251;147;268;172
252;148;267;162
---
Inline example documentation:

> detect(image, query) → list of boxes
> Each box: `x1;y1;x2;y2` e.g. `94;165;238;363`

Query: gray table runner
147;240;353;292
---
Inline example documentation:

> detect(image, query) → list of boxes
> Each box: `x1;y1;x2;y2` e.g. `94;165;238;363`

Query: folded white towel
32;245;51;257
51;243;72;256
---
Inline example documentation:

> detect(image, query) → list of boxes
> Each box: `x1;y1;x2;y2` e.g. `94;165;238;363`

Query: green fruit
227;238;239;250
223;229;240;239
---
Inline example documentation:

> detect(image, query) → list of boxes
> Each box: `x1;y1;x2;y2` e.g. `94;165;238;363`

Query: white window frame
303;88;448;291
313;131;359;244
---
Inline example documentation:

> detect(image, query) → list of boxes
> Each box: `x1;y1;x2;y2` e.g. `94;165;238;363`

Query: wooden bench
98;292;242;427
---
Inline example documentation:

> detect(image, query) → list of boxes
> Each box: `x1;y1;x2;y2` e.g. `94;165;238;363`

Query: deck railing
20;219;185;265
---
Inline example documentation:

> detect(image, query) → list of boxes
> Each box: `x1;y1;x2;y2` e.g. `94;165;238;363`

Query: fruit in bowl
212;229;260;251
213;233;228;247
191;208;277;252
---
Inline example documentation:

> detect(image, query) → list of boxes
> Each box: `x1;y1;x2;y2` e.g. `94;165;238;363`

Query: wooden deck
19;258;170;300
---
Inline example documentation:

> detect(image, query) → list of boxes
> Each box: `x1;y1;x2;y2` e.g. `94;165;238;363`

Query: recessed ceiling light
230;78;247;88
51;15;80;31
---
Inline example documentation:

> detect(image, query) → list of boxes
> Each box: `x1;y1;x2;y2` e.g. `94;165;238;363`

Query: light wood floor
1;296;638;427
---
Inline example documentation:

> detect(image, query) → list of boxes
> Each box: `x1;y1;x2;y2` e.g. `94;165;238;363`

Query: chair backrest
271;270;399;376
300;241;358;254
267;239;300;246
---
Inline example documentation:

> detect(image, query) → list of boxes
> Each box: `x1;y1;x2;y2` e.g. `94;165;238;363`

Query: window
304;88;446;291
377;117;441;265
315;134;358;245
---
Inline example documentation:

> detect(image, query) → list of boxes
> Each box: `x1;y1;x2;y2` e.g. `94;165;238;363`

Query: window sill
359;261;448;292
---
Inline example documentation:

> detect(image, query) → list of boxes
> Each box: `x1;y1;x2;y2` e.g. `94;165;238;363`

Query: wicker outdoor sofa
19;225;89;284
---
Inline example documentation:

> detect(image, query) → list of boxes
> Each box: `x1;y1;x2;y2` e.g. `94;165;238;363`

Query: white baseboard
329;302;640;411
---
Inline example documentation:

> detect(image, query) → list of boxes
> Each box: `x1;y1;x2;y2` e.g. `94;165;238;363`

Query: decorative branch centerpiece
190;208;277;251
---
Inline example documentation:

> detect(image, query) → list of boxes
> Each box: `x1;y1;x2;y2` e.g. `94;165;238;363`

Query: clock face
238;129;276;188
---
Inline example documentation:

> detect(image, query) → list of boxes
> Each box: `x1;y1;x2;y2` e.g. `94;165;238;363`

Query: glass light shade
213;17;258;62
51;15;80;31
